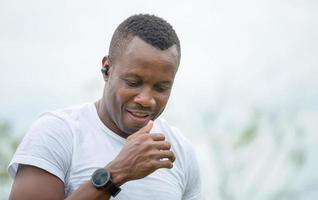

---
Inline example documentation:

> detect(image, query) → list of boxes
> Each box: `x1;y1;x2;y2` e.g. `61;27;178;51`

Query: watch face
92;168;110;187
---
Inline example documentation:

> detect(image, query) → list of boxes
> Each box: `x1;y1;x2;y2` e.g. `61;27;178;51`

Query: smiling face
99;36;179;137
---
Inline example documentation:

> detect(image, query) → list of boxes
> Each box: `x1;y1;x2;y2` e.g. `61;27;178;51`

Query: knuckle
149;160;160;168
165;141;171;149
168;162;173;168
159;133;165;139
169;152;175;160
166;151;175;162
162;160;173;169
140;134;150;140
149;149;159;158
152;133;165;140
144;141;155;151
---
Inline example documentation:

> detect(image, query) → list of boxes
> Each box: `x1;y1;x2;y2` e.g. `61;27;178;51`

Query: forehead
114;36;179;69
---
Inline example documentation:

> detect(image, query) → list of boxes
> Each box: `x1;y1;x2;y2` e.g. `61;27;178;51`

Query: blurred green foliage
0;120;20;197
234;124;258;148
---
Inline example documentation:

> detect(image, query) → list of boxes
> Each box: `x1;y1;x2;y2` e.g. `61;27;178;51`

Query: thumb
137;120;153;134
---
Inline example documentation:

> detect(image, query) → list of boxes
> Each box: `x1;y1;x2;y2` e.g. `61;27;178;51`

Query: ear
101;56;111;81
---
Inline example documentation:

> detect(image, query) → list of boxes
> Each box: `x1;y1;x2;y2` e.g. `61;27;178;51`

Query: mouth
126;109;153;124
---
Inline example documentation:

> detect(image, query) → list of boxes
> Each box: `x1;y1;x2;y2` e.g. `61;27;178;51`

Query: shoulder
32;102;93;131
46;103;93;122
24;102;96;145
7;103;93;181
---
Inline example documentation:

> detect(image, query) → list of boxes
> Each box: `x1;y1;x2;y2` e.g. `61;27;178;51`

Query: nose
134;88;156;108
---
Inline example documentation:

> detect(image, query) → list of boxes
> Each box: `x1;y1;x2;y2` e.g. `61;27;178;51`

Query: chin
122;123;144;135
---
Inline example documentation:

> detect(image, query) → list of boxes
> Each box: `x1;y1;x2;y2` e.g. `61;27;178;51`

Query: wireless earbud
101;67;109;75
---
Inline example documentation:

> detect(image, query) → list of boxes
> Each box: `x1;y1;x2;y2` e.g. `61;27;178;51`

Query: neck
95;99;128;139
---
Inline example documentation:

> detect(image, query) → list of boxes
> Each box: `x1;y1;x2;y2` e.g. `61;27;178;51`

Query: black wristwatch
91;168;121;197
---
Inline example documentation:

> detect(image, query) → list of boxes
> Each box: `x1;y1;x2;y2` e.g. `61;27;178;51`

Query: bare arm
9;164;111;200
10;165;65;200
9;121;175;200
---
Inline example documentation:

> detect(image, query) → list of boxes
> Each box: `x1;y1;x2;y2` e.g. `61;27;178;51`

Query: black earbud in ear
101;67;109;75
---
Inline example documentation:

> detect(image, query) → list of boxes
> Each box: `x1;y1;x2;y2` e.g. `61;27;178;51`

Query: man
8;14;201;200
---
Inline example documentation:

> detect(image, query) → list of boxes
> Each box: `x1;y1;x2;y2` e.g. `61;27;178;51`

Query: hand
105;120;176;186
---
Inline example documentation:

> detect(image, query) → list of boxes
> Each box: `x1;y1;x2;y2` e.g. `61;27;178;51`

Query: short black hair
108;14;181;62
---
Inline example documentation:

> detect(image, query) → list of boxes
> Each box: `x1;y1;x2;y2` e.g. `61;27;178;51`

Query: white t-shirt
8;103;201;200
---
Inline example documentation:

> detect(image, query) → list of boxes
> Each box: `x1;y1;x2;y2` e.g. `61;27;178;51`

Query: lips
126;109;153;124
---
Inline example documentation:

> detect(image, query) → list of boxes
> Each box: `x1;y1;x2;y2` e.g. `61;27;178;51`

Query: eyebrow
121;73;140;79
156;81;172;85
121;73;172;85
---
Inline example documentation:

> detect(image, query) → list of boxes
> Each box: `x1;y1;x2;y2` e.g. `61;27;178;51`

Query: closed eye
154;84;171;93
124;79;142;87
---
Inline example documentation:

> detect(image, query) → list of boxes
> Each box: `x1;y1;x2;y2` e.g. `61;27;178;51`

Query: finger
157;150;176;162
153;141;171;150
136;120;153;134
150;133;165;141
155;160;174;169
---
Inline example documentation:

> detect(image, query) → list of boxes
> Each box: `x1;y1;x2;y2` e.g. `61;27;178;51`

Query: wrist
91;168;121;197
105;163;127;187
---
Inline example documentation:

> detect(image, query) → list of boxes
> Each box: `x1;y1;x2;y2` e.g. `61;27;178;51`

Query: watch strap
105;183;121;197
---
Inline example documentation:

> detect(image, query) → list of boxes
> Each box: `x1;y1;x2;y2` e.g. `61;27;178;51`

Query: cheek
115;87;136;106
106;84;126;113
156;93;170;109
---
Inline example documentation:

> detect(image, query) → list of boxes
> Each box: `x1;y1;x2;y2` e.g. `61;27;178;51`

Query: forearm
65;181;110;200
65;165;124;200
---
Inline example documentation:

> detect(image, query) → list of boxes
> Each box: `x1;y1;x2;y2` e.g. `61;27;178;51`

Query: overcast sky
1;0;318;174
1;0;317;132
